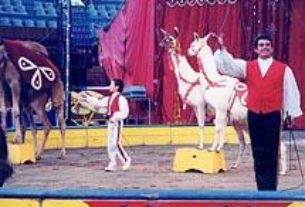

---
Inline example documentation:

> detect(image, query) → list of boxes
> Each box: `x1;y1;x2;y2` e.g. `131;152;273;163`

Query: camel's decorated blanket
4;40;60;90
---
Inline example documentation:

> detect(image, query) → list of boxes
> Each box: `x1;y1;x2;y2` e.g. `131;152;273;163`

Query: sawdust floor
5;144;305;191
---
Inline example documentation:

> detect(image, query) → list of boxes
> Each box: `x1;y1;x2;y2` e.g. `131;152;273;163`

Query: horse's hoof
12;140;23;144
36;155;42;160
197;145;204;150
207;148;215;152
279;169;288;176
215;147;222;153
231;164;237;169
216;145;224;152
57;154;67;160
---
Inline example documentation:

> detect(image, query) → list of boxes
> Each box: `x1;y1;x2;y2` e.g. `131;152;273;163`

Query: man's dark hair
254;34;273;48
113;79;124;93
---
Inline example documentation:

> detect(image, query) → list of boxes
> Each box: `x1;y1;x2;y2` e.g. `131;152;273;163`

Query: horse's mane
178;55;200;79
174;39;182;53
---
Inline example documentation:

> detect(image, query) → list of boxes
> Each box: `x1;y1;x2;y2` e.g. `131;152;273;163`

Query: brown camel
0;39;66;159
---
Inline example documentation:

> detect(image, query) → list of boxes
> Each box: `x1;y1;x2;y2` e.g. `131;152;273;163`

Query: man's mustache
262;49;271;52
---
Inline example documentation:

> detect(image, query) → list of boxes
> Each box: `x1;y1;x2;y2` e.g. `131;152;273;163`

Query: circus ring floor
2;126;305;206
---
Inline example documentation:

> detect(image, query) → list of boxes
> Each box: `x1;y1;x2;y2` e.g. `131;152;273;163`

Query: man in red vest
104;79;131;172
214;34;302;190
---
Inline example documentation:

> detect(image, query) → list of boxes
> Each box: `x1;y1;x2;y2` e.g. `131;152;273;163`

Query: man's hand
213;33;225;50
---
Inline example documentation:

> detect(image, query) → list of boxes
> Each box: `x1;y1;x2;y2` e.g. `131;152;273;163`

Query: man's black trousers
248;110;281;191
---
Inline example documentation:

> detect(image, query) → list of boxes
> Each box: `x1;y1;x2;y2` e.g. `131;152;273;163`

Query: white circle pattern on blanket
18;56;56;90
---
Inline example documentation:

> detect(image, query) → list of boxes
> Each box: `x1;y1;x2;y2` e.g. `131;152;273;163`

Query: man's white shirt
214;49;302;118
108;92;129;122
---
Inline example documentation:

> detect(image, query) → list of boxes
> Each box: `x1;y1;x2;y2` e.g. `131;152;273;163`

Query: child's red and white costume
105;91;131;171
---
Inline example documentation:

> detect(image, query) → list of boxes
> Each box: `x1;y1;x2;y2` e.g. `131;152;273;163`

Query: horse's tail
50;78;65;110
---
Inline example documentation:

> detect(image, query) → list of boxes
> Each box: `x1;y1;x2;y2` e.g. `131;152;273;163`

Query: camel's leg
194;105;205;149
5;60;25;143
31;104;51;160
55;105;66;159
24;108;38;156
10;81;24;143
210;111;227;151
50;80;66;159
231;120;247;168
279;141;288;175
0;82;7;133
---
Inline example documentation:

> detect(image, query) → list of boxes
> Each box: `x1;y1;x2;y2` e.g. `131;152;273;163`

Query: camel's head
159;27;180;52
187;32;213;56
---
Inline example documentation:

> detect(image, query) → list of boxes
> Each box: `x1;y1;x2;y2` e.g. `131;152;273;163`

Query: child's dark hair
113;79;124;93
254;34;272;48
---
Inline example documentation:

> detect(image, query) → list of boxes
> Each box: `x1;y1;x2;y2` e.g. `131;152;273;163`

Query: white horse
187;33;248;168
188;33;287;174
160;27;206;149
160;28;247;168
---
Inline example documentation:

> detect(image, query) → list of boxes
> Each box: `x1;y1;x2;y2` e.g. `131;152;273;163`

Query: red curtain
99;0;155;95
155;1;245;124
288;0;305;128
99;0;305;127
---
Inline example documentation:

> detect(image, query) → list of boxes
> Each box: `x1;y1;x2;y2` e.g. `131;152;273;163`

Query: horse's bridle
189;41;207;57
165;35;202;103
169;48;201;104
